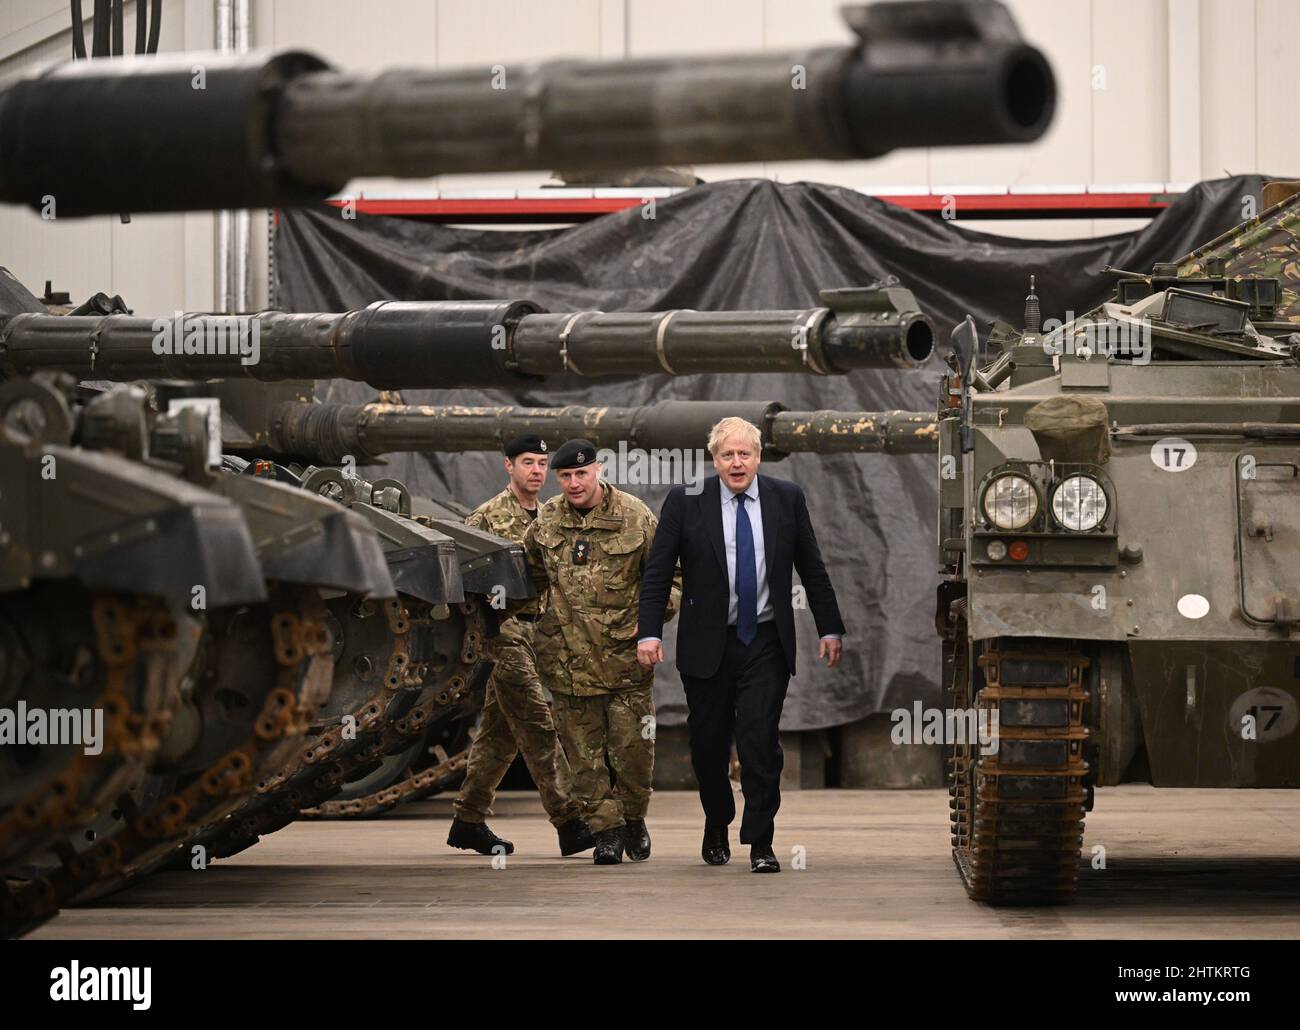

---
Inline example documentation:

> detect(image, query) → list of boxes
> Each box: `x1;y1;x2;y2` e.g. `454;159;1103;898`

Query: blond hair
707;417;762;456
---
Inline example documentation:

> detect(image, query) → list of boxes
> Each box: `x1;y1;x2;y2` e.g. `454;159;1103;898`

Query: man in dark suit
637;417;844;873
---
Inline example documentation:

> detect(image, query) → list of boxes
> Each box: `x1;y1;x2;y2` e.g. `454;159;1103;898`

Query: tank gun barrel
264;399;939;463
0;287;935;386
0;1;1054;216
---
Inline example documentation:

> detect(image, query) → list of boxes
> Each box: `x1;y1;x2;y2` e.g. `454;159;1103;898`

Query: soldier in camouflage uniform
522;438;679;865
447;435;595;858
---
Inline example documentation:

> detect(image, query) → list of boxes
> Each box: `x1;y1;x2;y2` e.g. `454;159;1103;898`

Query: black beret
504;434;549;459
550;438;599;470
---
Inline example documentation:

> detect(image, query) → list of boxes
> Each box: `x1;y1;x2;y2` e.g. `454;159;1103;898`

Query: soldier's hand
637;639;664;668
819;636;843;667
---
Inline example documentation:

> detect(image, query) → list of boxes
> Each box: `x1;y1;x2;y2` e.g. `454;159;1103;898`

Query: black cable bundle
71;0;161;60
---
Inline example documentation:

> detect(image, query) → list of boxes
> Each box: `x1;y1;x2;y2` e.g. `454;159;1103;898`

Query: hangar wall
1;0;1297;314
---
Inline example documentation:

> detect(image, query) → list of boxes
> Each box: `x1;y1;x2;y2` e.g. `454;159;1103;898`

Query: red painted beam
322;191;1179;223
328;197;640;217
878;192;1177;212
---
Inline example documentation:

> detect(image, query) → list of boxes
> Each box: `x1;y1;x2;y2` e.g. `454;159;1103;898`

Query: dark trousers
681;622;790;848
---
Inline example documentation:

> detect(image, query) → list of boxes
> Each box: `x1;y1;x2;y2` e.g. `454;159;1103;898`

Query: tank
0;376;520;929
0;1;1055;216
0;368;388;928
934;189;1300;905
0;371;269;930
204;466;503;837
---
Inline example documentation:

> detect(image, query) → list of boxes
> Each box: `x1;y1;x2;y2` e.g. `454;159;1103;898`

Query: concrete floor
26;786;1300;939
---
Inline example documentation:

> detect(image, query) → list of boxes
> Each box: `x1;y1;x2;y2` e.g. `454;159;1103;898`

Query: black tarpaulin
275;175;1264;729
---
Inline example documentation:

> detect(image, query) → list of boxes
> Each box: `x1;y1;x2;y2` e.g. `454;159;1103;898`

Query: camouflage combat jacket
522;483;678;696
465;486;542;621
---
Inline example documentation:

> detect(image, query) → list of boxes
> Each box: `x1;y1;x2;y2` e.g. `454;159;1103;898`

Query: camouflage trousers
550;687;654;834
453;625;583;828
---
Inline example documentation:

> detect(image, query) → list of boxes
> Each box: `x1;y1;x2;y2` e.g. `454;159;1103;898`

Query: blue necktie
735;493;757;645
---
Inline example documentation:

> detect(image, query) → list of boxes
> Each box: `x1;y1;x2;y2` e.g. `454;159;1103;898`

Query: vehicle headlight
1051;475;1108;532
982;474;1038;530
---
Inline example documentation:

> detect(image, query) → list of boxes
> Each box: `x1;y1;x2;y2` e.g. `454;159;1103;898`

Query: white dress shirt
723;477;772;626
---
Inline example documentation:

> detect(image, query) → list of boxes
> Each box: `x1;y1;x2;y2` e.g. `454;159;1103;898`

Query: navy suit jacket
638;474;845;679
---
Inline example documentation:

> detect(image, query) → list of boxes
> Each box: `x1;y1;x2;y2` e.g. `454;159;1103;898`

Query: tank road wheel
948;624;1090;905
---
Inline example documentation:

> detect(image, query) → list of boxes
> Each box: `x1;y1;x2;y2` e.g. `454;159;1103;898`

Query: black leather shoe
702;826;730;866
592;827;625;865
447;818;514;856
624;819;651;861
750;845;780;873
557;817;596;856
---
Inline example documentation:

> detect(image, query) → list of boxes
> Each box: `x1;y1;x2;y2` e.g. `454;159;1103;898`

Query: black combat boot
624;818;651;861
556;817;596;856
447;818;514;856
592;826;626;865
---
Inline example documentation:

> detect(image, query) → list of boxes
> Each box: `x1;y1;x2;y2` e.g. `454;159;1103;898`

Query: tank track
302;737;472;818
299;672;483;818
948;613;1090;904
196;598;486;851
12;588;334;917
0;590;181;929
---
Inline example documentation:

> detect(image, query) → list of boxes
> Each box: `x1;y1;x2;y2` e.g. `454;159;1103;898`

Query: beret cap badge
551;438;599;470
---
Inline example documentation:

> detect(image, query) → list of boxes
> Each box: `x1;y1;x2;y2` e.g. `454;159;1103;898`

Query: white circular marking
1229;687;1299;742
1151;437;1197;472
1176;593;1210;619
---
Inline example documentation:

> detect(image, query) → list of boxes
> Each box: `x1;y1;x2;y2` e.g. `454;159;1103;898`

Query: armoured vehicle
935;187;1300;904
0;366;398;929
0;370;268;921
